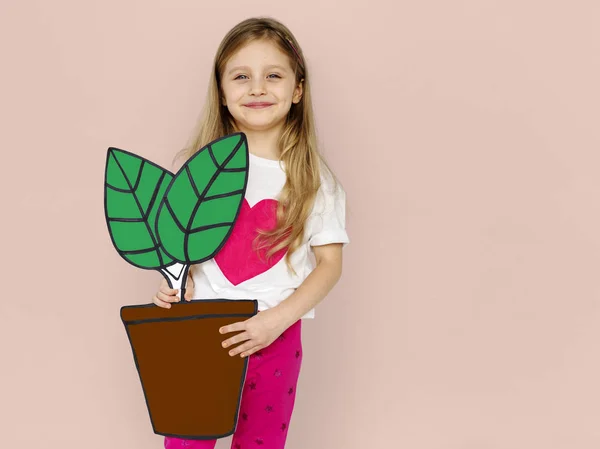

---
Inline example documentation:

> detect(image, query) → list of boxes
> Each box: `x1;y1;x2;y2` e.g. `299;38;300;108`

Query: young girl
153;16;349;449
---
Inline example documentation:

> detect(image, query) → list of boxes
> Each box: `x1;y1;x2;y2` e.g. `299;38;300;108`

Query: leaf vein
164;198;188;234
189;222;234;234
132;160;145;192
203;189;245;202
185;165;201;199
121;245;160;255
105;183;132;193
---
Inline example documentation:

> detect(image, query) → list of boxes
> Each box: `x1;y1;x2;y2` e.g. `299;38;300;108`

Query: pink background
2;1;600;448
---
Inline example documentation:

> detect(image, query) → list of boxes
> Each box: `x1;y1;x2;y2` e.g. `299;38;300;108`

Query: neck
236;122;284;161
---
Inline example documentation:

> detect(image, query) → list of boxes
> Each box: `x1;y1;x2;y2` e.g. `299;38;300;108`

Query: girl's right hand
152;269;195;309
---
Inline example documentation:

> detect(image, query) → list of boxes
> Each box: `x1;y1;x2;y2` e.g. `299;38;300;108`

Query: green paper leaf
156;132;249;264
104;148;176;269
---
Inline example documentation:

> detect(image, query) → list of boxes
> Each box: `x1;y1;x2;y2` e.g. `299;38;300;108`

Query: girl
153;16;349;449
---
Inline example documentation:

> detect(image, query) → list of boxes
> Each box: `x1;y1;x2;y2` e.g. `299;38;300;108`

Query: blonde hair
173;16;339;275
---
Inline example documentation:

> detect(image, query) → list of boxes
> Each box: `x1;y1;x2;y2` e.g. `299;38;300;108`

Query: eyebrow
227;64;288;75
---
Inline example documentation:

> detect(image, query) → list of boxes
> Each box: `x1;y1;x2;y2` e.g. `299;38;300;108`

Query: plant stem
159;262;190;302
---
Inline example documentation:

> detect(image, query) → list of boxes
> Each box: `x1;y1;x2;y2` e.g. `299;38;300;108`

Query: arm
220;180;349;357
219;243;345;357
275;242;344;328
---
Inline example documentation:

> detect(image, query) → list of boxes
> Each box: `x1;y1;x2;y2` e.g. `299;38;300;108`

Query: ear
292;78;304;104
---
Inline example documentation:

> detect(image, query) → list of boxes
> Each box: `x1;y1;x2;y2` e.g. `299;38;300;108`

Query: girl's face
220;39;303;134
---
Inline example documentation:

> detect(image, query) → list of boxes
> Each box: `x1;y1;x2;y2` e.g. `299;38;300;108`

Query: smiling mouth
244;103;274;109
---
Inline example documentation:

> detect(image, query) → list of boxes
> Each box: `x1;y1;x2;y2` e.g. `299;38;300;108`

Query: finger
185;272;194;300
228;340;258;357
157;290;179;302
159;284;178;295
219;321;247;335
240;345;264;358
222;331;250;349
152;295;171;309
160;285;179;296
157;291;179;303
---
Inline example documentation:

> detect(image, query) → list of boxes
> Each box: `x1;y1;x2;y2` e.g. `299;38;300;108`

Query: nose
249;78;267;96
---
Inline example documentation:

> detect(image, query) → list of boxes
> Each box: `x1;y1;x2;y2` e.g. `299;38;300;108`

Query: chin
243;123;279;132
237;118;286;132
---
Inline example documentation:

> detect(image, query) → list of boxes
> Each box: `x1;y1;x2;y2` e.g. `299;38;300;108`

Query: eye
268;73;281;79
234;74;248;80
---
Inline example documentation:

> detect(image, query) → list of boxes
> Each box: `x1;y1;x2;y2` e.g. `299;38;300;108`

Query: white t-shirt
190;152;349;319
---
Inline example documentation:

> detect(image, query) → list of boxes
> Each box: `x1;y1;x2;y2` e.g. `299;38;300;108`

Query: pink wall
2;1;600;448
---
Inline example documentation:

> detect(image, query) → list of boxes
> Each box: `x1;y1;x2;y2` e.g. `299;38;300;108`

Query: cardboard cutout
104;132;258;440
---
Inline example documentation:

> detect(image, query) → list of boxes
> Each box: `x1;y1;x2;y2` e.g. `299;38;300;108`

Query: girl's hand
220;307;288;357
152;269;195;309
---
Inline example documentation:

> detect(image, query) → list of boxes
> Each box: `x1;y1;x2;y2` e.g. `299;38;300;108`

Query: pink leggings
164;319;303;449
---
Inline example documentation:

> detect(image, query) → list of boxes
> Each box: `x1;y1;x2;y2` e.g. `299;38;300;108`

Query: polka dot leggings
164;319;303;449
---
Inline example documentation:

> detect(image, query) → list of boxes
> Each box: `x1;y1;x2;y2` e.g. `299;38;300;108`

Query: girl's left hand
219;307;289;358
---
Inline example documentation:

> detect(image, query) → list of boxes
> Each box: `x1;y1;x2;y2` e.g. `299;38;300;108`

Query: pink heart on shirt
214;198;287;286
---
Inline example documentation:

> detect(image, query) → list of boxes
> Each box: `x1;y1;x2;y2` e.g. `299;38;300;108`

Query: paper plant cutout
104;132;259;440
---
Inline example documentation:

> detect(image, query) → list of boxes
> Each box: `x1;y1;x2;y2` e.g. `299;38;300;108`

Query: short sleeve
307;177;350;248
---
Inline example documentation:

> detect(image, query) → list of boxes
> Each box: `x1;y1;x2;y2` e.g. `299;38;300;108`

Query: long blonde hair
173;16;339;275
